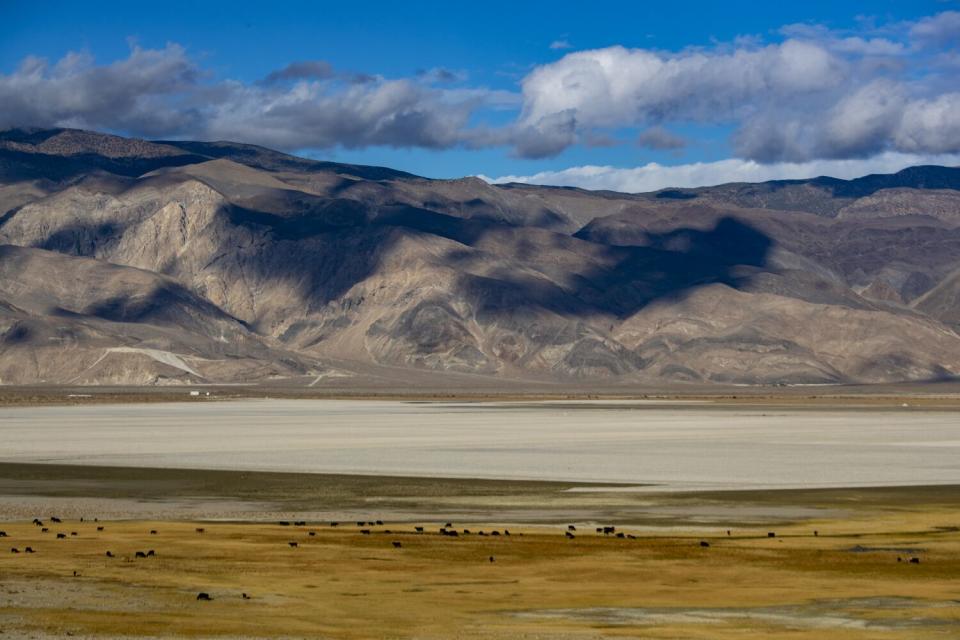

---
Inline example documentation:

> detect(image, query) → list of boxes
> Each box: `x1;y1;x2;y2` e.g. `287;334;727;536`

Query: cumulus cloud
0;44;501;152
481;152;960;193
508;12;960;160
0;44;200;136
636;126;686;151
1;11;958;167
910;11;960;48
262;60;335;84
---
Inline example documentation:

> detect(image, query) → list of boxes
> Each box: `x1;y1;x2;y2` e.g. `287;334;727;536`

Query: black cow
415;526;424;533
565;531;575;539
32;519;43;526
288;541;299;547
41;528;48;533
24;547;34;553
135;551;147;558
97;526;104;532
308;531;316;537
196;528;205;534
0;531;6;537
242;593;251;600
149;530;157;535
700;541;711;548
376;520;384;525
50;517;62;523
70;532;78;536
330;522;339;527
147;550;155;557
767;532;776;538
197;592;213;601
10;548;18;553
568;525;576;531
392;541;402;548
56;533;66;539
106;551;114;558
909;557;921;564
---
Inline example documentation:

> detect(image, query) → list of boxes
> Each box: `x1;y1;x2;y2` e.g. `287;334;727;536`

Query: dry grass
2;507;959;639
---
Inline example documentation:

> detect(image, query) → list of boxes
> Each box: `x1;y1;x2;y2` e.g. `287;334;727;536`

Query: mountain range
3;127;960;387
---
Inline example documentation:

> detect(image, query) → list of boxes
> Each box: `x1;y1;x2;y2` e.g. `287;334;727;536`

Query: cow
24;547;35;553
392;541;402;548
360;530;371;535
0;531;6;537
489;556;495;563
603;526;615;535
615;532;625;539
294;521;306;526
767;532;776;538
279;521;291;526
288;541;299;547
909;557;921;564
242;593;251;600
97;526;104;532
56;533;66;539
308;531;316;537
568;525;576;531
330;522;339;527
504;530;511;536
444;522;453;528
700;541;711;548
106;551;114;558
70;532;78;537
415;526;424;533
565;531;575;539
146;550;155;557
376;520;384;525
196;592;213;601
10;548;18;553
196;528;205;534
491;531;501;536
32;519;43;526
41;528;48;533
135;551;147;558
50;517;62;523
149;530;157;535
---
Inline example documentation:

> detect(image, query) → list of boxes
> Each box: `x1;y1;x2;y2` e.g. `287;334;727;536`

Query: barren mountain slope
2;127;960;385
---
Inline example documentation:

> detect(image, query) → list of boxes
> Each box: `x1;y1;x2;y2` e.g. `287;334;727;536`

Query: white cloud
0;45;508;152
549;40;572;50
2;11;959;166
480;152;960;193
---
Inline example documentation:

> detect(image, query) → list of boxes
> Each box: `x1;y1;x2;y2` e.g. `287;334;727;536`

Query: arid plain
1;394;959;639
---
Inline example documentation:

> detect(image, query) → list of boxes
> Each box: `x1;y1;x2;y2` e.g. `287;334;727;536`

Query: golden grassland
2;504;959;638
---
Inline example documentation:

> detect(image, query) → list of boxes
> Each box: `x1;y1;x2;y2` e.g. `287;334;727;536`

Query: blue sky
2;1;960;190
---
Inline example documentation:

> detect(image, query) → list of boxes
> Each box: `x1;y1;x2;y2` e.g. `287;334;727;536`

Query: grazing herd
5;514;932;605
